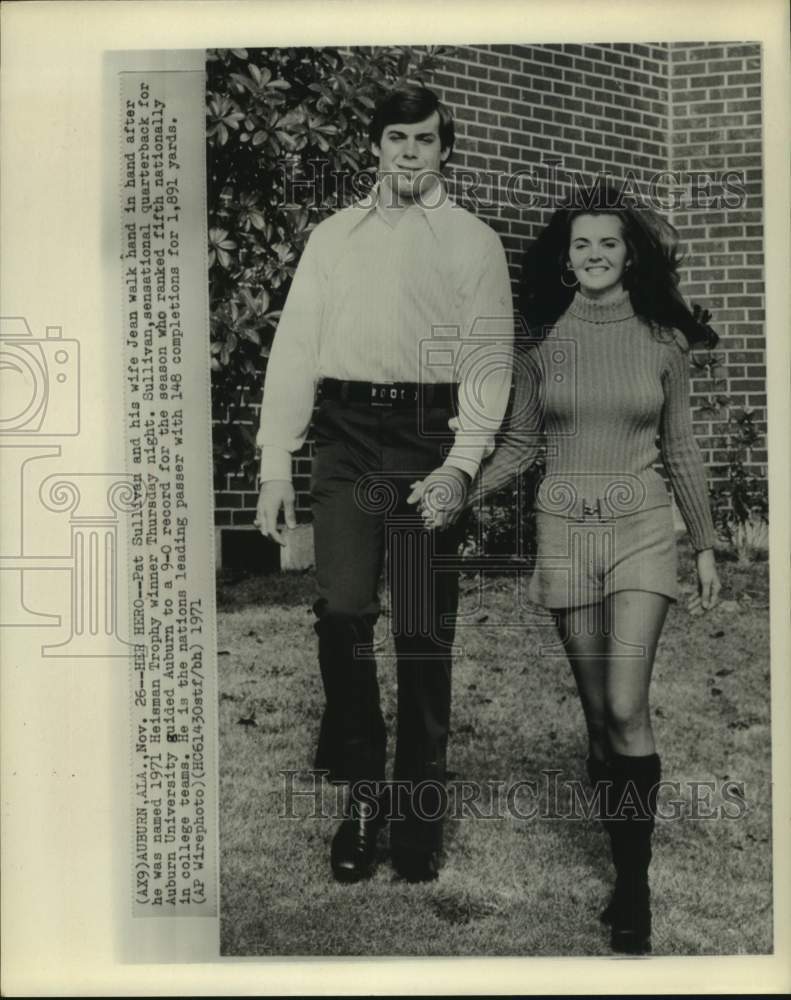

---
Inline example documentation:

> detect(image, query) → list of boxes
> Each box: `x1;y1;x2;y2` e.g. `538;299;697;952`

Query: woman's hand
688;548;721;614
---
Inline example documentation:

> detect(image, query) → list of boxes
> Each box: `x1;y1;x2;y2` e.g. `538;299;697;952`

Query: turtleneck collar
567;287;635;324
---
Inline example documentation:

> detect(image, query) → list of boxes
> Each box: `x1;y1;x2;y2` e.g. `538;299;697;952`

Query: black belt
319;378;457;409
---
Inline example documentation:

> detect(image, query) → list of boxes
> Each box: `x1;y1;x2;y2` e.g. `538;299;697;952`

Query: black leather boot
389;774;445;883
585;756;620;925
330;784;388;884
391;844;440;883
606;752;661;955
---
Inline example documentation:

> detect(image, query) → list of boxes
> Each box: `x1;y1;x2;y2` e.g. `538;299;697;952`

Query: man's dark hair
368;83;455;162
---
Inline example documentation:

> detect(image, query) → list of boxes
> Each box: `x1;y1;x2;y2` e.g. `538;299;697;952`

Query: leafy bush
462;463;544;559
690;306;768;562
206;46;453;483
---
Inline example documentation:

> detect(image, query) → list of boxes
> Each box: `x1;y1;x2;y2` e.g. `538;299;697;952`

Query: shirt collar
347;178;457;242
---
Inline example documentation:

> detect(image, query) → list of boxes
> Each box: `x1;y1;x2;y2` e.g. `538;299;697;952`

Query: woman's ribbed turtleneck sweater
474;288;717;551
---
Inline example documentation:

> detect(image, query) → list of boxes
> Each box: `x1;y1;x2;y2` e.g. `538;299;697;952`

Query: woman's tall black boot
606;752;661;955
585;756;619;925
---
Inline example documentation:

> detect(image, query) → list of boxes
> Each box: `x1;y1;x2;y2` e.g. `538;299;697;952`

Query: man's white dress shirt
257;184;514;482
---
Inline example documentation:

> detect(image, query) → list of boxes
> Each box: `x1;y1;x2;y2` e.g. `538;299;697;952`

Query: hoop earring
561;263;579;289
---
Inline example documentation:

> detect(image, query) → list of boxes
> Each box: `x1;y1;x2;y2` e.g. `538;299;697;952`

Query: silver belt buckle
370;382;394;407
582;498;603;519
370;383;419;407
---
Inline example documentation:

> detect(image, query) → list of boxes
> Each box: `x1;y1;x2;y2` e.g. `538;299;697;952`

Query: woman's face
567;214;629;299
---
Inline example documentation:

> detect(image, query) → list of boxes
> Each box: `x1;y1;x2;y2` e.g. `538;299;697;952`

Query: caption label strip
120;69;217;916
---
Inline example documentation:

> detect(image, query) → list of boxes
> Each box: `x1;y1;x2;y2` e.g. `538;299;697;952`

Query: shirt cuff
259;446;292;483
442;452;481;482
442;430;496;481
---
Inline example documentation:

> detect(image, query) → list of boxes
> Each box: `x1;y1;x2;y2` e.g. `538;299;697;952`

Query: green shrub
691;305;768;562
206;46;453;483
462;463;544;559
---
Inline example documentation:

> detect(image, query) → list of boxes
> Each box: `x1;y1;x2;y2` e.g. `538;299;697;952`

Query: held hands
407;466;470;531
405;413;472;530
255;480;296;546
687;548;722;614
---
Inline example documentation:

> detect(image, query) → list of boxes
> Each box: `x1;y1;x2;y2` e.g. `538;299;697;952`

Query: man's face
372;111;450;206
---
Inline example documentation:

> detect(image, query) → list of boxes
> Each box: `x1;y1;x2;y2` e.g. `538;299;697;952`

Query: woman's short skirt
527;503;679;609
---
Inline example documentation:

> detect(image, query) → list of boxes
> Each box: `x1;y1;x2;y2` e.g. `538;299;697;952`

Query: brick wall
213;41;765;532
667;42;765;483
436;43;670;265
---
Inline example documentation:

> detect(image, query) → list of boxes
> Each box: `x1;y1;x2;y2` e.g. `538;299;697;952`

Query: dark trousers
310;397;465;851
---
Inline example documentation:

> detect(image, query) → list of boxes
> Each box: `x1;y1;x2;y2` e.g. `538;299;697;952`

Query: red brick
216;492;242;508
707;224;745;238
477;50;501;68
684;46;726;62
476;80;501;98
692;73;730;88
688;101;728;115
528;77;553;94
531;49;554;66
726;45;760;58
232;509;255;526
499;54;529;74
727;72;761;85
729;239;763;252
730;379;764;391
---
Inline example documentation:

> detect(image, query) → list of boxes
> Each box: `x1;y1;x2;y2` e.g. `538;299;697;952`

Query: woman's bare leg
603;591;670;756
555;602;610;762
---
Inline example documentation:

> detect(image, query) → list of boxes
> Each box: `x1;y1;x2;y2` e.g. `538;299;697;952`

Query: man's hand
407;466;469;531
255;480;296;546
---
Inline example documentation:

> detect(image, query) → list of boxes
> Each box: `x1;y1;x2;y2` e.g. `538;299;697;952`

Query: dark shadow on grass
216;567;317;612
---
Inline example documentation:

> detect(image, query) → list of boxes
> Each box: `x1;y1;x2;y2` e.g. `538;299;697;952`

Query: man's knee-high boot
606;752;661;955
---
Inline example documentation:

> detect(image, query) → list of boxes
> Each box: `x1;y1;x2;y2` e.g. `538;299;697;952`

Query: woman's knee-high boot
606;752;661;955
586;756;619;924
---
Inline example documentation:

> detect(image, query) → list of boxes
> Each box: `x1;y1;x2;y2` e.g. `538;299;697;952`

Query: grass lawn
217;543;772;956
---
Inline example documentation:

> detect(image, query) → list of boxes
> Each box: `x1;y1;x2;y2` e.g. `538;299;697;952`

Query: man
255;84;513;883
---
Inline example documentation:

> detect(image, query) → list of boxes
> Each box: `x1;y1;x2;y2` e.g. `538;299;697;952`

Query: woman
417;190;721;954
